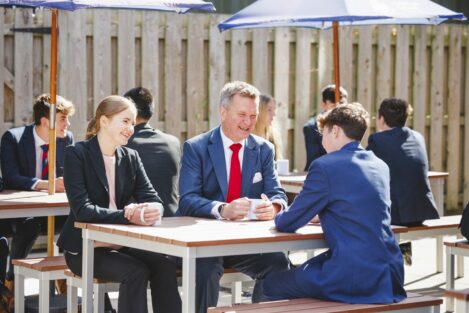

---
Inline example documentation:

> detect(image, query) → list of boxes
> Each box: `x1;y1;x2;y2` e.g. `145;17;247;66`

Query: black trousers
0;218;41;280
65;247;181;313
192;252;290;313
0;237;8;283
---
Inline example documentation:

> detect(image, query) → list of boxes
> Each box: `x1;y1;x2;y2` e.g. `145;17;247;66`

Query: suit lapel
88;137;109;194
241;135;258;197
22;125;37;177
115;147;125;209
208;128;228;201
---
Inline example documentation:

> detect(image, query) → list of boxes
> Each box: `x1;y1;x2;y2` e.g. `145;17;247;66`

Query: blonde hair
85;95;136;140
253;94;283;160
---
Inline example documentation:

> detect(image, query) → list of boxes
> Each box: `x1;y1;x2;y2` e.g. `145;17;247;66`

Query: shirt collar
33;126;47;149
219;127;246;151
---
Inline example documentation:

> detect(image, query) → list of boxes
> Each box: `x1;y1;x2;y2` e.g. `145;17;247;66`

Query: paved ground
23;235;469;312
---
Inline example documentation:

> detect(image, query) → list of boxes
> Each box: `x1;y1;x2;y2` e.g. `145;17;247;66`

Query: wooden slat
395;25;410;100
93;10;112;111
42;10;51;96
429;26;445;171
164;14;183;136
230;29;247;82
252;28;269;93
0;8;4;135
338;26;354;93
208;15;226;129
186;14;206;138
14;8;34;125
446;25;462;210
294;28;311;171
412;26;428;136
32;37;42;97
357;26;373;144
317;29;333;112
57;10;69;98
273;28;289;161
117;10;135;95
465;26;469;204
375;25;392;129
12;256;67;272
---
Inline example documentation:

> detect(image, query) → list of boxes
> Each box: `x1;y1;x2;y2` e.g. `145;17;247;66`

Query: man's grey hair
219;81;260;108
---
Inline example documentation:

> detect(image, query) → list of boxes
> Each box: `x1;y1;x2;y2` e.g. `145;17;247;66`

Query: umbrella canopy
218;0;465;101
2;0;215;13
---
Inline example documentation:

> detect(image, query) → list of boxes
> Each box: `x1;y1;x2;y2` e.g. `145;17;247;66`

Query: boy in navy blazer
178;81;289;313
264;103;406;304
0;94;74;288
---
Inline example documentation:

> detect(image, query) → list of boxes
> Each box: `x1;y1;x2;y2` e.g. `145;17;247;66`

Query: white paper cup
277;159;290;175
247;199;263;220
147;202;164;226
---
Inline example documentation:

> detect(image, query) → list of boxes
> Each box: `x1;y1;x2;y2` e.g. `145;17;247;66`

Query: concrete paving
22;235;469;312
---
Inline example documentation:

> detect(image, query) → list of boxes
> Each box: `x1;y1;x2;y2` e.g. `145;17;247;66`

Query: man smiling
178;81;289;313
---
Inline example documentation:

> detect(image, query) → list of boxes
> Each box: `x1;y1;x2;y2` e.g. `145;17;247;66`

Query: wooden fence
0;8;468;212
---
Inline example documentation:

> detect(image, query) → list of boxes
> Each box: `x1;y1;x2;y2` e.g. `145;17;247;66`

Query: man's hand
254;193;278;220
222;198;250;220
35;177;65;192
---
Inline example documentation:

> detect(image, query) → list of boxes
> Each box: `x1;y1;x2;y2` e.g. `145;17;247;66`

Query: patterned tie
41;144;49;180
226;143;242;203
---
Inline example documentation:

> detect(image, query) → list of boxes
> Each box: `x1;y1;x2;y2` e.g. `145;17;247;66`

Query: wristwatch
218;204;226;217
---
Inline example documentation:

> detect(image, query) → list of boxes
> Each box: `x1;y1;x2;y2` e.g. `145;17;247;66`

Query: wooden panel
376;25;392;129
117;10;135;95
14;8;34;125
395;25;410;100
339;26;354;93
32;37;43;97
164;14;183;136
93;10;112;111
0;8;4;135
57;10;69;98
252;28;268;93
208;15;226;129
357;26;373;143
464;29;469;204
412;26;428;135
429;26;445;171
294;29;311;172
446;25;462;210
64;10;87;141
273;28;289;161
317;29;333;112
230;29;247;81
141;11;160;124
42;11;51;95
186;14;206;138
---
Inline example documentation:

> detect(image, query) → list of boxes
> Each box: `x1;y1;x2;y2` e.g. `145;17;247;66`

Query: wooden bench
12;255;68;313
445;239;469;312
208;293;442;313
446;289;469;313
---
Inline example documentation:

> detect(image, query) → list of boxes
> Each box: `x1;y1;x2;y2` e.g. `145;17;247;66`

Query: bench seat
446;288;469;313
208;293;442;313
445;239;469;312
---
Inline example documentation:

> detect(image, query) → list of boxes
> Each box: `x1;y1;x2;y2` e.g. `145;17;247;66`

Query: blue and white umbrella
219;0;465;101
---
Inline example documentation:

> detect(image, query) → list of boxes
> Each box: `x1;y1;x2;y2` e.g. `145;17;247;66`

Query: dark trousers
194;252;289;313
0;218;41;280
65;247;181;313
0;237;8;283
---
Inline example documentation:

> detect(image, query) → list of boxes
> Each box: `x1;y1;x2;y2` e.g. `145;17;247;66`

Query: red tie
227;143;242;203
41;144;49;180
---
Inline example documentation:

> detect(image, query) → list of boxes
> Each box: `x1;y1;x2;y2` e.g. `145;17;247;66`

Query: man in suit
178;81;290;313
124;87;181;217
303;84;347;170
263;103;406;304
0;93;75;289
367;98;439;265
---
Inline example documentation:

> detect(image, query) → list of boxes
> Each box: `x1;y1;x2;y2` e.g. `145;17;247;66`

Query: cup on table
277;159;290;175
247;199;263;220
147;202;164;226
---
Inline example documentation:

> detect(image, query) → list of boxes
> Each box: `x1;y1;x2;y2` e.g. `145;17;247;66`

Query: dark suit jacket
57;136;160;253
303;116;326;171
275;142;406;304
177;127;287;218
367;127;439;225
0;124;74;190
126;123;180;217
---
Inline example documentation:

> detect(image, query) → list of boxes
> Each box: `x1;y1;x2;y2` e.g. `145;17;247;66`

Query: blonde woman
253;94;283;160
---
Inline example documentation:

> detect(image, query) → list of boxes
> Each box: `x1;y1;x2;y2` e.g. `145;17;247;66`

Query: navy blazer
303;117;326;171
177;127;287;218
57;136;160;253
367;127;439;225
274;142;406;304
0;124;74;190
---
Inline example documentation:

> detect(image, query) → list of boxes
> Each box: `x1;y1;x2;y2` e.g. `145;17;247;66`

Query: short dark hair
123;87;154;120
378;98;413;128
318;103;369;141
321;84;348;104
33;93;75;125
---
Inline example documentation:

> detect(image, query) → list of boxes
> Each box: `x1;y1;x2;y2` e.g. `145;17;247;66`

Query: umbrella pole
47;8;58;257
333;21;341;103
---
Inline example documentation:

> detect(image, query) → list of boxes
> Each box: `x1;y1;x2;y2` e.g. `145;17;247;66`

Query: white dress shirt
32;127;48;190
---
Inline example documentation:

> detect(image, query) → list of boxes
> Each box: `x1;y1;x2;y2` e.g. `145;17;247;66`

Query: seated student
0;94;75;291
263;103;406;304
57;95;181;313
367;98;439;265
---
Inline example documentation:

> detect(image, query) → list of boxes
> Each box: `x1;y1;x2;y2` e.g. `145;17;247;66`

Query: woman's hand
124;203;161;226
